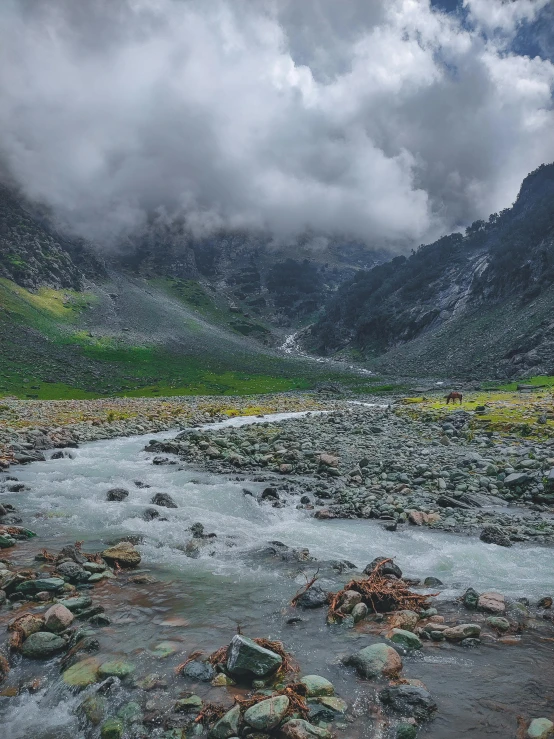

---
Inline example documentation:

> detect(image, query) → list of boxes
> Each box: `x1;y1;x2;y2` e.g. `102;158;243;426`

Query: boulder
527;718;554;739
300;675;334;697
62;657;100;688
387;629;422;650
100;718;123;739
338;590;362;614
102;541;141;567
396;724;417;739
443;623;481;640
379;685;437;722
106;488;129;502
296;586;328;609
504;473;530;488
462;587;480;610
182;659;216;682
486;616;510;631
98;660;135;679
345;643;402;679
389;610;419;631
352;602;368;623
209;704;241;739
21;631;66;659
244;696;290;730
44;604;74;632
478;592;505;614
363;557;402;578
479;526;512;547
16;577;65;593
57;595;93;612
56;561;90;582
151;492;178;508
226;635;282;678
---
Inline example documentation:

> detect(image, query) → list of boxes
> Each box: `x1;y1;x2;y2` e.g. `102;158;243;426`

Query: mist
0;0;553;248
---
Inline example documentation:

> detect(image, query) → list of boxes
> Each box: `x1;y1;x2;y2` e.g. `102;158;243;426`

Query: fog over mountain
0;0;553;248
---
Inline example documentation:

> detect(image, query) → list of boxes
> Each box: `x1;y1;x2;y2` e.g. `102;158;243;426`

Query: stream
1;413;554;737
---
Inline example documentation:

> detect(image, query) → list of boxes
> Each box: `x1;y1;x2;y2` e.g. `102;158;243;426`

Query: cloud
463;0;551;36
0;0;553;249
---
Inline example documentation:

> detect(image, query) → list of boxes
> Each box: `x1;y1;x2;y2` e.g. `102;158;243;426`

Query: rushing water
2;413;554;738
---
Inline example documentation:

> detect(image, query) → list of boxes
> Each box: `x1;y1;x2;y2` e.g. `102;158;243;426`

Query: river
1;413;553;737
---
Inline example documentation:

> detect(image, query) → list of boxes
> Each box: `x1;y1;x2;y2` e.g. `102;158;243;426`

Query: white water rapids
10;412;553;600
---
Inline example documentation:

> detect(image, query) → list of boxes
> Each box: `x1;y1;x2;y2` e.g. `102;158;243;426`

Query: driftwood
328;558;435;621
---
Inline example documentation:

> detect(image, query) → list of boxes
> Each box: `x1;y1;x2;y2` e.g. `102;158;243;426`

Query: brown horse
445;391;463;404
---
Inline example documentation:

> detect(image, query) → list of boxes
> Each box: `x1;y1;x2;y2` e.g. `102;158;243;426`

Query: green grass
496;375;554;391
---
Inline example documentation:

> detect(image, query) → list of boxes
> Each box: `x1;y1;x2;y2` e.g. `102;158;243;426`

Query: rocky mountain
307;163;554;379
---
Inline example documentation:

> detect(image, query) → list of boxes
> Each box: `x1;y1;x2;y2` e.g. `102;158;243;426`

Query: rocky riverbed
145;398;554;545
1;393;554;738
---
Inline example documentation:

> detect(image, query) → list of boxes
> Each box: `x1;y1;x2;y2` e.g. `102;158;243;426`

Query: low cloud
0;0;553;249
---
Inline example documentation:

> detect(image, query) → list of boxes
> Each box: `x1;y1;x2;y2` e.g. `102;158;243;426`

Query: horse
445;391;463;404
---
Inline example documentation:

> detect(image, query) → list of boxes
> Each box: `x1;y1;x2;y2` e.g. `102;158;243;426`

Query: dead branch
291;569;320;606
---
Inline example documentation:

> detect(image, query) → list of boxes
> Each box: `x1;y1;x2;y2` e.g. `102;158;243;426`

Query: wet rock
102;541;141;567
143;508;161;521
344;643;402;679
527;718;554;738
300;675;334;697
244;696;290;730
296;586;328;609
486;616;510;631
379;685;437;722
226;635;282;678
59;544;87;565
352;602;368;623
182;659;216;682
8;613;45;639
261;487;279;500
98;660;135;679
423;577;443;587
462;588;480;610
100;718;124;739
174;695;203;712
16;577;65;593
117;701;143;724
79;694;106;725
478;592;505;614
396;724;417;739
389;610;419;632
338;590;362;614
279;718;331;739
211;673;236;687
44;603;74;632
57;561;90;582
538;597;553;609
387;629;422;650
460;638;481;647
21;631;66;659
58;595;93;612
364;557;402;579
479;526;512;547
208;704;241;739
151;492;178;508
443;623;481;640
504;473;530;488
106;488;129;502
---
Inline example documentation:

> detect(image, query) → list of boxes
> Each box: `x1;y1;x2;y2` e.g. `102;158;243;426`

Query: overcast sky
0;0;553;249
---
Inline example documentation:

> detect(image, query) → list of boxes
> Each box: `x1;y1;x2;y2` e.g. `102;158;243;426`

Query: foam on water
9;412;553;599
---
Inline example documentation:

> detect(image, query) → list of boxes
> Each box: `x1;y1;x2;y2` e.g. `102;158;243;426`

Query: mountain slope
308;163;554;379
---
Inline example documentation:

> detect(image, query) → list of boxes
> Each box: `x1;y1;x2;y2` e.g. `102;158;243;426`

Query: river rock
280;719;332;739
226;635;282;678
58;595;93;612
244;696;290;730
352;602;368;622
151;492;178;508
9;613;45;639
57;561;90;582
209;704;241;739
102;541;141;567
17;577;65;593
389;610;419;631
100;718;124;739
486;616;510;631
479;526;512;547
379;685;437;722
296;585;328;609
182;659;216;682
443;623;481;640
345;643;402;679
63;657;100;688
387;628;422;650
338;590;362;614
98;660;135;679
504;473;530;488
462;587;480;610
21;631;66;659
396;724;418;739
106;488;129;502
300;675;334;697
527;718;554;738
79;694;106;725
363;557;402;578
174;695;203;712
44;604;74;632
478;592;505;614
